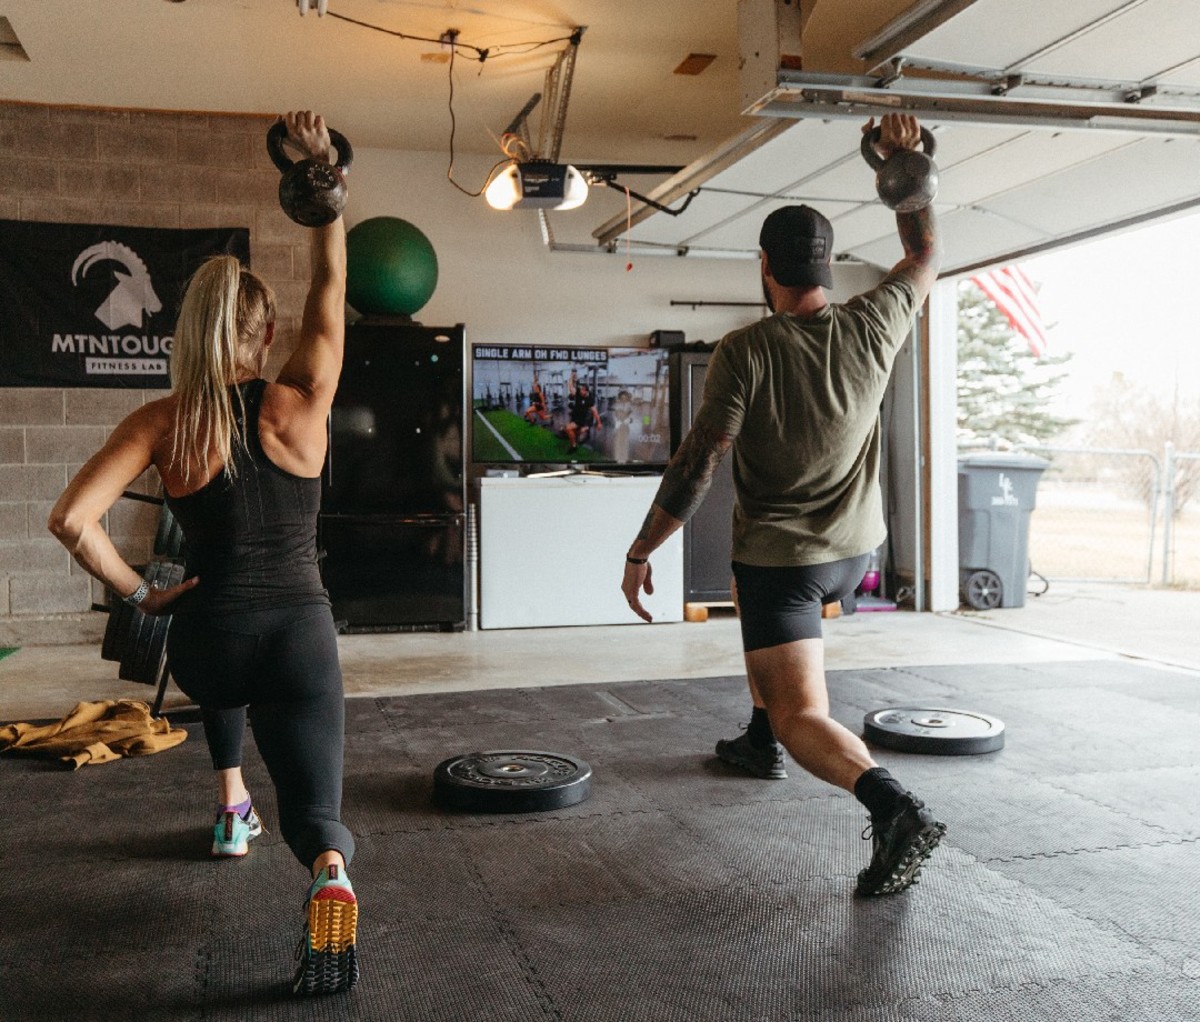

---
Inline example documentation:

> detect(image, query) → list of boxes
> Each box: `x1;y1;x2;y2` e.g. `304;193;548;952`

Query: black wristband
625;555;648;565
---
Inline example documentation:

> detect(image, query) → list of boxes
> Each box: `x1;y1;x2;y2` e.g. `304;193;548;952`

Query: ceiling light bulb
485;164;522;211
559;165;589;211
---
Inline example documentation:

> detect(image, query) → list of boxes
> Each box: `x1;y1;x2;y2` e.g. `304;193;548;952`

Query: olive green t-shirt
694;274;918;567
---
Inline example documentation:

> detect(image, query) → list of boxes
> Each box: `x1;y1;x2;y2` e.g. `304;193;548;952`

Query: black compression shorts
732;553;871;652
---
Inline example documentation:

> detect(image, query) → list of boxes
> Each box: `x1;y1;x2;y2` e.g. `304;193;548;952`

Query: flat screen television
472;344;670;467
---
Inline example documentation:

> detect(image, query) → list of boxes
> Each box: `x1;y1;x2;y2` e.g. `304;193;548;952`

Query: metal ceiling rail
590;117;794;247
754;71;1200;135
853;0;983;68
655;149;867;251
882;58;1200;102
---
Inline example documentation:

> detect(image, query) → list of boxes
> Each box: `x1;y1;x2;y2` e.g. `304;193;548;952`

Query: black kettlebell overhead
860;125;939;213
266;120;353;227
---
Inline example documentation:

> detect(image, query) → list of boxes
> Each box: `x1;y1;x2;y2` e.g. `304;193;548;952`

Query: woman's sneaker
856;793;946;896
211;806;263;858
715;730;788;779
294;865;360;996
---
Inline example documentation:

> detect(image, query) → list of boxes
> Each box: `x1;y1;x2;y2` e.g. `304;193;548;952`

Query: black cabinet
320;321;466;630
318;514;465;630
669;350;735;604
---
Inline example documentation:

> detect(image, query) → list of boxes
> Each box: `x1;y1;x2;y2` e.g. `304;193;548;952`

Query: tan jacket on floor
0;699;186;769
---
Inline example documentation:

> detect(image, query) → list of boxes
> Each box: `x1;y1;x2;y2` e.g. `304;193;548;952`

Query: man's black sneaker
715;731;787;780
856;793;946;896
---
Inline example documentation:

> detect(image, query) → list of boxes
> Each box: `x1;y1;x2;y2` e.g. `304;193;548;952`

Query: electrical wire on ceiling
324;9;579;65
444;40;527;197
313;7;584;199
307;10;695;220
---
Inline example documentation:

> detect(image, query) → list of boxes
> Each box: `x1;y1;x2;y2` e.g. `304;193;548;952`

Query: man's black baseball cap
759;205;834;289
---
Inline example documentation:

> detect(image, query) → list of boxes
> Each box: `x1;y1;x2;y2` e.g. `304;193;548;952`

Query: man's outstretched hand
621;559;654;623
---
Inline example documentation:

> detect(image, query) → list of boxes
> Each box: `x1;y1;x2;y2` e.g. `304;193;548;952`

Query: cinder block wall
0;101;312;645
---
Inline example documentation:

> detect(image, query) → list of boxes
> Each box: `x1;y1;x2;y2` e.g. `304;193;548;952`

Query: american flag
970;265;1047;358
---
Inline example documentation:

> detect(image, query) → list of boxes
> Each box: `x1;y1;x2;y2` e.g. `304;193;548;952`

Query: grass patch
0;647;18;663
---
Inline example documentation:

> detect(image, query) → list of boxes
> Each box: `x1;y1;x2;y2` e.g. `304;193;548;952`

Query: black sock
745;705;776;749
854;767;906;820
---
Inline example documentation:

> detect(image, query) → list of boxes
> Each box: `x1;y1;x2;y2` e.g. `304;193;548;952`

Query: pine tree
957;281;1077;446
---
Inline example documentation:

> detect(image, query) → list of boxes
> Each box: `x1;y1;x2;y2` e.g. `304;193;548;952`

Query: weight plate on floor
863;707;1005;755
433;750;593;813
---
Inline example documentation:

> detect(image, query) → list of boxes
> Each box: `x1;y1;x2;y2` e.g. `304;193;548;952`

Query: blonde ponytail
169;255;276;483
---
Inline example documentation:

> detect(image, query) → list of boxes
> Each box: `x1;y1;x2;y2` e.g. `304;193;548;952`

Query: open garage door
593;0;1200;275
588;0;1200;611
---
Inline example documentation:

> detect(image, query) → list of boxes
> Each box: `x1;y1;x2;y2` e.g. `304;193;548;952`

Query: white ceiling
0;1;747;162
5;1;1200;273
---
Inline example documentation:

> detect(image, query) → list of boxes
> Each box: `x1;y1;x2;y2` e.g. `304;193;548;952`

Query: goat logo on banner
0;220;249;388
71;242;164;331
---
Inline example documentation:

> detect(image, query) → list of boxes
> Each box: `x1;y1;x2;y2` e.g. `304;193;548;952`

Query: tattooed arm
891;203;941;303
621;421;734;622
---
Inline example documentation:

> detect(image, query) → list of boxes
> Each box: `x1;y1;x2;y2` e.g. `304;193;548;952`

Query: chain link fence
1161;445;1200;587
1014;445;1162;585
956;443;1200;589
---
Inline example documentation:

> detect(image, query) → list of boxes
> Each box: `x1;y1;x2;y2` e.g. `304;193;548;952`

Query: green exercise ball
346;216;439;317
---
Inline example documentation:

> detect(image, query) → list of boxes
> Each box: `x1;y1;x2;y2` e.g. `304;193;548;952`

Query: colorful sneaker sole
858;821;946;896
294;887;360;995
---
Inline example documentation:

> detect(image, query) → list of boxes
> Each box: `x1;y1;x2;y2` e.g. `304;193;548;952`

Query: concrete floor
1;582;1196;724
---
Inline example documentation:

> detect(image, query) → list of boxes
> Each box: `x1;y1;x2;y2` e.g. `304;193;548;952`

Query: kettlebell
860;125;939;213
266;121;354;228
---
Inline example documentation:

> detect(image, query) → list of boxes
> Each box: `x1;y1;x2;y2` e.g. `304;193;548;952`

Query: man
621;113;944;897
565;370;603;453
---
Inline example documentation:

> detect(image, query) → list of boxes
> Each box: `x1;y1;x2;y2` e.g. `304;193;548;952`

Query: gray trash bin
957;453;1049;610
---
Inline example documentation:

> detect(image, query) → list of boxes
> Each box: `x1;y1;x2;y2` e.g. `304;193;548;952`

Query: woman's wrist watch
123;579;151;606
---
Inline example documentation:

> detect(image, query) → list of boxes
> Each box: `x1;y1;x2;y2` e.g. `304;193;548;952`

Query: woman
48;111;358;996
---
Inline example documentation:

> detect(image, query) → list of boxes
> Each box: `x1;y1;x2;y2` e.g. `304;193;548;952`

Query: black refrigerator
319;320;467;631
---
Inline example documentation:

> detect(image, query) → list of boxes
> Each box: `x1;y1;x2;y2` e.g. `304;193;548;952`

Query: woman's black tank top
165;379;329;615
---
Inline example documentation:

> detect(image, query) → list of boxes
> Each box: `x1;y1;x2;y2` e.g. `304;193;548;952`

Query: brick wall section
0;101;312;643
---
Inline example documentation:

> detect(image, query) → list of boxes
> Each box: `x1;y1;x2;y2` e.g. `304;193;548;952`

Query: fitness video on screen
471;345;670;466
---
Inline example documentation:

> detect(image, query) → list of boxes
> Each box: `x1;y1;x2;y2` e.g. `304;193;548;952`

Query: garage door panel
981;136;1200;235
937;129;1139;206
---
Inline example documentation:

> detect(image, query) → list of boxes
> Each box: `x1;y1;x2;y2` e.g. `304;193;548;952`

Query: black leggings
732;554;870;652
167;603;354;870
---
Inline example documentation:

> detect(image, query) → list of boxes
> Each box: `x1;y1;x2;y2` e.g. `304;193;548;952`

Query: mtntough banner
0;220;250;388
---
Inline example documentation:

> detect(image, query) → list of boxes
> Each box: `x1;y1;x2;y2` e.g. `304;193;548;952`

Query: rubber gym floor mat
503;849;1162;1022
1;659;1197;1022
1045;764;1200;839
